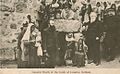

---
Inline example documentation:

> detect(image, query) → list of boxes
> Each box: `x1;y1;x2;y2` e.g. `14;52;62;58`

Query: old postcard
0;0;120;74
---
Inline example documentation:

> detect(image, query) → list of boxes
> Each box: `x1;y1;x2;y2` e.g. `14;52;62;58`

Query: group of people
17;0;120;68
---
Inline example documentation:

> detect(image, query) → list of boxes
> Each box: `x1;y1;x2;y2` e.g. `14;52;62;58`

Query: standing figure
86;4;92;23
95;2;103;21
102;2;108;21
61;2;74;19
58;0;66;10
71;0;77;11
80;2;87;23
44;20;57;68
21;23;38;68
37;0;51;57
117;6;120;63
103;7;118;62
116;6;120;51
103;2;108;10
73;33;88;67
17;21;28;68
36;0;46;31
57;32;67;66
86;12;102;66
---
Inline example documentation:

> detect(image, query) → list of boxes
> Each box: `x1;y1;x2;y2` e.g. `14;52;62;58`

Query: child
65;33;75;66
35;32;43;67
73;33;88;67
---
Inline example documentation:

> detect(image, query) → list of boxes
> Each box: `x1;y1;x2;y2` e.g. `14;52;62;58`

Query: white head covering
20;23;34;61
21;23;34;42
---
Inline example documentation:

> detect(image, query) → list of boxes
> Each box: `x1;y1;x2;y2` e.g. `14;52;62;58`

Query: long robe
86;21;103;63
20;23;38;68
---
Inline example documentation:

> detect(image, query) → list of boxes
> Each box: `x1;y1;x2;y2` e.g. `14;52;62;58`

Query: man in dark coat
116;6;120;52
37;0;46;31
103;8;118;62
57;32;67;66
37;1;51;56
44;20;57;68
86;12;103;66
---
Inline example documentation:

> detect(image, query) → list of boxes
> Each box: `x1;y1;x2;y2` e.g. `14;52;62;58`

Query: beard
91;18;96;23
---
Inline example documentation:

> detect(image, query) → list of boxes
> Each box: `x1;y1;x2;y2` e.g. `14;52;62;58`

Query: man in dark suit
44;20;57;68
103;8;118;62
86;12;103;66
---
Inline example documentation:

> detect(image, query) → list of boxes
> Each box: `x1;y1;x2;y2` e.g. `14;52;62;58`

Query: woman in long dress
20;23;38;68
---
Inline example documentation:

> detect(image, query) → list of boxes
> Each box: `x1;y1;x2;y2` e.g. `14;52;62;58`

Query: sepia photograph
1;0;120;72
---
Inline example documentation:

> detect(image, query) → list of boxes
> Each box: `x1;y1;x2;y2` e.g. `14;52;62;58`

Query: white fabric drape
20;23;34;61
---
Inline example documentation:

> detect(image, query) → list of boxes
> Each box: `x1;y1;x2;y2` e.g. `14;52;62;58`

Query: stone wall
0;0;39;47
0;0;40;60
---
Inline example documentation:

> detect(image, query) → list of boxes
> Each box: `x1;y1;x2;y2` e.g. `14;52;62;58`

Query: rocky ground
0;55;120;68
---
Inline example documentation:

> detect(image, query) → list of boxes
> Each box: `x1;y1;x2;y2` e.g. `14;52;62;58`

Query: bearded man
86;12;103;66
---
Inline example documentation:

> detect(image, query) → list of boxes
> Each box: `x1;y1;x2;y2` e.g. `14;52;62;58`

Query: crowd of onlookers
17;0;120;68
